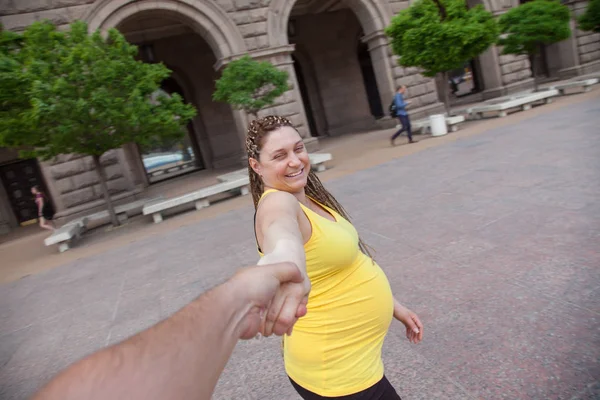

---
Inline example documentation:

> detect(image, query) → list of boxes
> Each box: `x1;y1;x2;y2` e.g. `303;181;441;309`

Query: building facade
0;0;598;233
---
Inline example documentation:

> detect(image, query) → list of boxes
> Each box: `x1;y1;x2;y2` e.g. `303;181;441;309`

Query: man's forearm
34;279;247;400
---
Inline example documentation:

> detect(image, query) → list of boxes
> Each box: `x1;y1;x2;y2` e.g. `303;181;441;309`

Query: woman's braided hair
246;115;374;259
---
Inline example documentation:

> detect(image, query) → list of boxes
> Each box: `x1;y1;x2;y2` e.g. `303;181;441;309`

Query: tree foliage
386;0;498;77
578;0;600;33
385;0;498;114
213;55;289;118
0;21;196;225
0;21;196;159
498;0;571;55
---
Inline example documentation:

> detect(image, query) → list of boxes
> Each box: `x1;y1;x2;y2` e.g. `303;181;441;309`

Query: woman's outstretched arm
255;191;311;336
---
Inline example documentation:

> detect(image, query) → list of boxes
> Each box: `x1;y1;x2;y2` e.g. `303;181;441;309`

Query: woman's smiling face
249;126;310;193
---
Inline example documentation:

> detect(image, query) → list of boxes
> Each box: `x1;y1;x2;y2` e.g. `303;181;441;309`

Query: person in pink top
31;185;55;231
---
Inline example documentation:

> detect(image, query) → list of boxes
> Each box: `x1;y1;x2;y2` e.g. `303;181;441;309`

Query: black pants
289;376;401;400
391;115;412;142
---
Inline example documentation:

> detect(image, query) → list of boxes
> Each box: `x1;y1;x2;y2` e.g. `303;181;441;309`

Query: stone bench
63;197;163;231
143;177;250;223
409;115;466;134
547;78;598;95
467;89;559;119
217;169;248;183
308;153;332;172
44;223;84;253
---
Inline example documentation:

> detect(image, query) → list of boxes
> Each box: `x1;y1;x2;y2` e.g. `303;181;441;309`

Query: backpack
389;100;397;117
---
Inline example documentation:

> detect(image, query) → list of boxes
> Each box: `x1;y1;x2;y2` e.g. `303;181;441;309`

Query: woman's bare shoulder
257;191;300;219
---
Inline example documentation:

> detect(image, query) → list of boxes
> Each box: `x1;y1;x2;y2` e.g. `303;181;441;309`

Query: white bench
143;177;250;223
45;197;163;252
308;153;332;172
63;197;163;231
44;224;84;253
468;89;559;119
546;78;598;95
409;115;466;134
217;169;248;183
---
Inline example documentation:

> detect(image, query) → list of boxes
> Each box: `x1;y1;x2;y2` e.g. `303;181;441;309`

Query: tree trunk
441;71;452;116
92;154;119;227
529;51;539;92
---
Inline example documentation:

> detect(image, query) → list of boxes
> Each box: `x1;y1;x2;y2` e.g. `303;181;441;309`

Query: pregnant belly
285;260;394;382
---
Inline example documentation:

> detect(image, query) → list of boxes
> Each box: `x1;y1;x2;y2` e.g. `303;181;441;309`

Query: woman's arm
255;191;311;336
393;297;424;344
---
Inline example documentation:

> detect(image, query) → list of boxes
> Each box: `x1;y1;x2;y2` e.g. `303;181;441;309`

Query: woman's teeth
286;169;303;177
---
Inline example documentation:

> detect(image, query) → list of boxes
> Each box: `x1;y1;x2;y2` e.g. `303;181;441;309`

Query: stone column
216;45;319;152
545;19;582;79
478;46;506;99
362;31;397;110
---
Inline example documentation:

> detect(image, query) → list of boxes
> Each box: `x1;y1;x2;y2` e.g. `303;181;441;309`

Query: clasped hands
231;262;310;340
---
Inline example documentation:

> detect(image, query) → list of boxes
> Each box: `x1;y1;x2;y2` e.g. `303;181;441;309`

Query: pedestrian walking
390;85;416;146
31;186;55;231
246;115;424;400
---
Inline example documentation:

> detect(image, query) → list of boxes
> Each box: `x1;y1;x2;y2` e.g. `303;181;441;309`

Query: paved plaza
1;96;600;399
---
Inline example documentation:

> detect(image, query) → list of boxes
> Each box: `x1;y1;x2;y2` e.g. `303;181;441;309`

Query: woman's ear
249;157;261;176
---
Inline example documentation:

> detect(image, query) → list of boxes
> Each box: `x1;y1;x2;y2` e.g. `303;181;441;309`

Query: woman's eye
274;154;284;160
295;146;304;152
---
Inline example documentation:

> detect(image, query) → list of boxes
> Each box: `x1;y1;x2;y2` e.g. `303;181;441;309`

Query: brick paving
1;96;600;399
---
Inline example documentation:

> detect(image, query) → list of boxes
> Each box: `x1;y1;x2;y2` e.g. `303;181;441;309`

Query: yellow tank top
257;190;394;397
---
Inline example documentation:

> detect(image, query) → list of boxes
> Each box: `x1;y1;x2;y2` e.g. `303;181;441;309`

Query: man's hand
230;263;309;340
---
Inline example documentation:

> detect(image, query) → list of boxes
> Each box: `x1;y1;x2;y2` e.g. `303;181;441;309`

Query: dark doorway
0;159;49;224
357;42;384;119
448;59;482;98
530;47;550;79
292;56;320;137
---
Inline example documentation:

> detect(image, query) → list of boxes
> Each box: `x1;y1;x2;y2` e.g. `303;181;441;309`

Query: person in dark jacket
390;86;415;146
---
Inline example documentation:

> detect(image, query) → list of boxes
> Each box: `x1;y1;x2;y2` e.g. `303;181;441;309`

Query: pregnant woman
247;116;423;400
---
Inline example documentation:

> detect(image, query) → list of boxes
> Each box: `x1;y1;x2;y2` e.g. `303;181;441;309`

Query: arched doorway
286;6;385;135
268;0;395;136
84;0;249;182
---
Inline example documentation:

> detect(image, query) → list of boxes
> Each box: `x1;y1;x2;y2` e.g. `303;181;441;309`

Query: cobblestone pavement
1;97;599;399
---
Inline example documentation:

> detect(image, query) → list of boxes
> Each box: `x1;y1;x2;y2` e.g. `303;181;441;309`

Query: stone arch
85;0;246;62
267;0;397;135
267;0;393;47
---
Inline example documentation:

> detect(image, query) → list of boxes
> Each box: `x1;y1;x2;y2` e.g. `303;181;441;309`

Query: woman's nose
288;153;301;166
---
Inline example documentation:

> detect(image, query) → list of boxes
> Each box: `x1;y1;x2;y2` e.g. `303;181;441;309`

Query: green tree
578;0;600;33
385;0;499;115
498;0;571;91
213;55;289;119
0;21;196;226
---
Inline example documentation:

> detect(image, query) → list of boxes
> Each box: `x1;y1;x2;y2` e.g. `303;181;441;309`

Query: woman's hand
393;300;423;344
258;249;311;337
230;262;307;340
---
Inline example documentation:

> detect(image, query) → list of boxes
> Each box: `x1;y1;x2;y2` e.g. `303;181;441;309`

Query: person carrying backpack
390;86;415;146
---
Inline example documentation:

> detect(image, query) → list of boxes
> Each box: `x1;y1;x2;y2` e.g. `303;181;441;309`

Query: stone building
0;0;598;233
